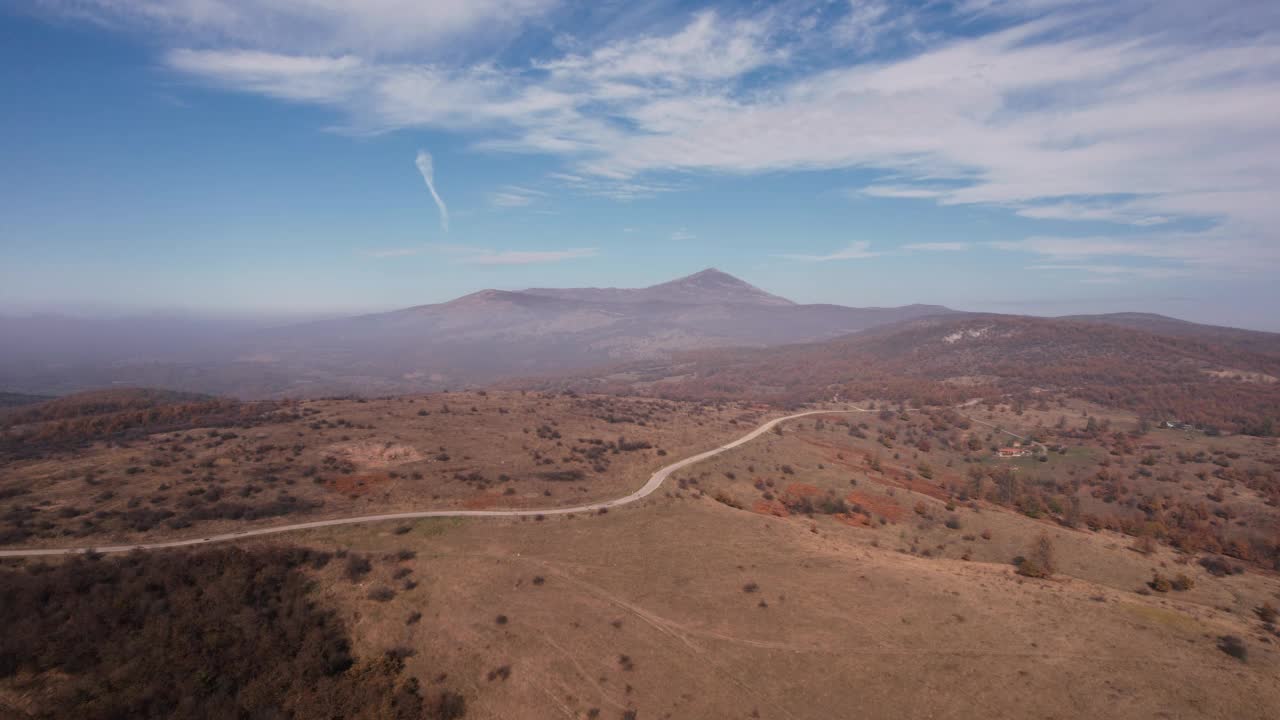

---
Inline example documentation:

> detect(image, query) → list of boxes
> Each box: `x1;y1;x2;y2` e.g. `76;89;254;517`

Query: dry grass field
204;486;1280;719
0;391;762;547
3;395;1279;719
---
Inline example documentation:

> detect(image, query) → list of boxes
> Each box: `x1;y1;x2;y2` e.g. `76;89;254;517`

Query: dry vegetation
96;485;1275;719
543;314;1280;437
675;400;1280;573
3;387;1280;718
0;389;760;547
0;546;457;719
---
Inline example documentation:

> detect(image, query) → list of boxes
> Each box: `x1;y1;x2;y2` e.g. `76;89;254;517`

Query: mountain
523;268;796;306
549;312;1280;433
243;269;952;396
0;270;953;399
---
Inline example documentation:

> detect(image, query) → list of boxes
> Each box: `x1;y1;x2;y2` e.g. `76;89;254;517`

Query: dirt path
0;407;869;558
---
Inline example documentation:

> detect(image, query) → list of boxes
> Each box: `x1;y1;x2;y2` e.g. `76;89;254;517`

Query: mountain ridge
522;268;797;307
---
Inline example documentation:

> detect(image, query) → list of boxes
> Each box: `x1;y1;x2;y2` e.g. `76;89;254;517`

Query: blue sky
2;1;1279;329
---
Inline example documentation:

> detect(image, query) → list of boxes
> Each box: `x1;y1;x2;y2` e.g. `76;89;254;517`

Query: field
3;393;1280;718
0;391;760;547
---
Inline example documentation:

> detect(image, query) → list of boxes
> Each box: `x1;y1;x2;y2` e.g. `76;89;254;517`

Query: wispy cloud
414;149;449;232
778;241;881;262
430;244;597;265
363;247;427;259
1028;263;1191;284
904;242;969;252
461;248;598;265
489;185;545;208
56;0;560;56
671;228;695;241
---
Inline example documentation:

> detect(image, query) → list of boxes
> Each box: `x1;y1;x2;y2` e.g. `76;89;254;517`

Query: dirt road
0;408;864;558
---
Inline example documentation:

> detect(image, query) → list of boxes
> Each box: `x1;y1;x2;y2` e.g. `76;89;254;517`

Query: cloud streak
904;242;969;252
778;241;881;262
414;150;449;232
462;248;598;265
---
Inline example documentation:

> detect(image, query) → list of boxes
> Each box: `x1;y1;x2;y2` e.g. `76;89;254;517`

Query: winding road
0;408;863;558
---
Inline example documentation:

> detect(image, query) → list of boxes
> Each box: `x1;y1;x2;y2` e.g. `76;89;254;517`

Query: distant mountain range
0;269;953;398
5;270;1279;404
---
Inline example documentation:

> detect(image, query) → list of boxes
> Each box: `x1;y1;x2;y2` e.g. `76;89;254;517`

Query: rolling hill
547;312;1280;434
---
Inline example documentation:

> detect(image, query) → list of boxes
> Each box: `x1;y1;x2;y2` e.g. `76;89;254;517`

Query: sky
2;0;1279;330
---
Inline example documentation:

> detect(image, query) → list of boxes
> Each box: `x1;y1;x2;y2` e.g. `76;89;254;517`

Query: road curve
0;408;865;558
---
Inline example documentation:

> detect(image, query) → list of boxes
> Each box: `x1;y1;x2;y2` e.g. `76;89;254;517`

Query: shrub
742;582;759;593
368;586;396;602
945;516;962;530
344;554;373;581
1170;573;1194;591
1199;555;1244;577
1148;573;1172;592
1015;534;1056;578
1217;635;1247;661
433;691;467;719
1256;602;1278;624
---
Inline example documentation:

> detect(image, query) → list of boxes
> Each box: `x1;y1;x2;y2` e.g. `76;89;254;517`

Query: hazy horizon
0;265;1274;333
3;2;1279;331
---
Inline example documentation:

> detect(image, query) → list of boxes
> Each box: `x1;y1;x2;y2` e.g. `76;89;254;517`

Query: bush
1199;555;1244;577
1256;602;1278;624
368;586;396;602
1015;534;1056;578
1148;573;1172;592
344;554;373;581
1217;635;1247;661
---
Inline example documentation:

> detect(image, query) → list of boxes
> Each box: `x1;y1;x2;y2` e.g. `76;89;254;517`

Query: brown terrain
3;308;1280;719
0;389;761;547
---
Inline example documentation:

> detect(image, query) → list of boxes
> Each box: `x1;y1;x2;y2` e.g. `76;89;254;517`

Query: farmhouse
997;447;1033;458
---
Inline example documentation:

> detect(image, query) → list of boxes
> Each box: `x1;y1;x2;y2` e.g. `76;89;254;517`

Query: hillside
1062;312;1280;357
546;313;1280;434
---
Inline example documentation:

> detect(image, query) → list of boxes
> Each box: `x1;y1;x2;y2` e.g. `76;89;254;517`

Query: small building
997;447;1032;458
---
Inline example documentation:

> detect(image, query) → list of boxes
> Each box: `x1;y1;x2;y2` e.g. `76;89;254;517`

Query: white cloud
414;149;449;231
992;231;1280;272
855;185;951;200
50;0;560;56
457;247;598;265
45;1;1280;274
779;241;881;262
904;242;969;252
671;228;696;241
1028;263;1191;283
363;246;426;258
489;185;545;207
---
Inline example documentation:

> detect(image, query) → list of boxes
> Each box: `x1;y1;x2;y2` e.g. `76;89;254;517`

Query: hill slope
550;313;1280;434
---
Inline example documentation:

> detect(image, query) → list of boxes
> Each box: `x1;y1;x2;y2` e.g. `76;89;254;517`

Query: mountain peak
522;268;795;307
646;269;795;306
